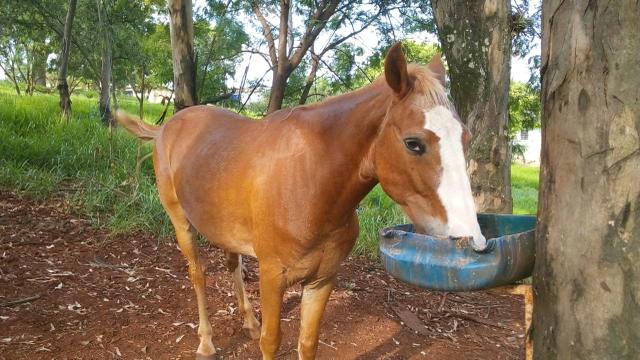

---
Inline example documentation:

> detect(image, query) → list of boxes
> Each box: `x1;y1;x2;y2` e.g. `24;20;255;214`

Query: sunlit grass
511;164;539;215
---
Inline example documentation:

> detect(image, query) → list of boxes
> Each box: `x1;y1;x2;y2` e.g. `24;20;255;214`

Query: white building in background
123;86;172;104
514;128;541;165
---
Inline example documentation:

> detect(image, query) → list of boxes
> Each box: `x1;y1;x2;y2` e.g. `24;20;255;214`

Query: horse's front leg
258;261;286;360
297;276;336;359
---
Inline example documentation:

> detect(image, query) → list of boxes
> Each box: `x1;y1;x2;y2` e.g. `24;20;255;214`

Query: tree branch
252;2;278;66
289;0;340;69
277;0;291;73
318;56;352;89
318;7;385;57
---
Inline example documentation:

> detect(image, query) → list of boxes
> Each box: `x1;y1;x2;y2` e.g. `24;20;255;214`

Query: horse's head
373;43;486;249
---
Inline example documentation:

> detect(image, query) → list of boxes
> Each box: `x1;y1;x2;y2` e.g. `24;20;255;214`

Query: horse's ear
385;43;411;99
427;54;446;86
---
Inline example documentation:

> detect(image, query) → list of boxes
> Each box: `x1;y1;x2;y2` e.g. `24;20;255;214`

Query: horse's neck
306;82;390;212
309;81;390;146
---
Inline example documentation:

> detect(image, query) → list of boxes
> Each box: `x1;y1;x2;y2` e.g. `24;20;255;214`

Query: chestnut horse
116;43;485;359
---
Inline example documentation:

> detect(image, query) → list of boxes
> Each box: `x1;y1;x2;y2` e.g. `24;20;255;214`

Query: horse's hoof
244;326;261;340
195;353;216;360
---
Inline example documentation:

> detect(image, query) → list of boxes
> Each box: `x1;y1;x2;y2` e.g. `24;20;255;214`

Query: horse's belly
179;203;256;257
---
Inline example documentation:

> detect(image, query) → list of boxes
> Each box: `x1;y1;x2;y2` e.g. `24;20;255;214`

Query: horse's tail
114;111;161;141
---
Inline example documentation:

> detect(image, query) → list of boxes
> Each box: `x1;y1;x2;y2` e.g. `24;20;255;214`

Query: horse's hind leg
225;252;261;339
155;173;215;358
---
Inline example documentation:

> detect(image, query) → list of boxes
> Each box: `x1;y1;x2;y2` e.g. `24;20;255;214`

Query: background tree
533;1;639;358
508;81;540;159
431;0;513;213
247;0;410;113
96;0;113;126
57;0;77;118
0;0;57;96
168;0;197;111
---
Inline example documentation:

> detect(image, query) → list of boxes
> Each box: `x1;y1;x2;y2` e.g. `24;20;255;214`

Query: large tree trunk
533;1;639;358
432;0;513;213
96;0;113;126
57;0;77;119
168;0;197;112
267;69;289;113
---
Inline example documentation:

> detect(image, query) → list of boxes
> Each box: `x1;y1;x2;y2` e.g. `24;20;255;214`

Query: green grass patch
0;82;174;238
0;81;539;258
511;164;539;215
354;186;407;257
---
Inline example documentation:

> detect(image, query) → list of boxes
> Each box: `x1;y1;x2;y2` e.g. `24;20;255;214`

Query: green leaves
508;81;540;138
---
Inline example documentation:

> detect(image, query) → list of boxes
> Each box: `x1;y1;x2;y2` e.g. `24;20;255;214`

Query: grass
0;82;174;238
511;164;539;215
0;81;539;258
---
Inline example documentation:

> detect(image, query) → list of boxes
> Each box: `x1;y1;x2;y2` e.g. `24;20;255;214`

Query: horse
115;43;485;360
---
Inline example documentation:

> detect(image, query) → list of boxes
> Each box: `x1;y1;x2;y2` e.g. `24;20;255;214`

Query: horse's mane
407;64;451;108
309;63;451;109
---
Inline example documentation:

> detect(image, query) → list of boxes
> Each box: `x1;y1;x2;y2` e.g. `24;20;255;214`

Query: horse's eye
403;138;426;155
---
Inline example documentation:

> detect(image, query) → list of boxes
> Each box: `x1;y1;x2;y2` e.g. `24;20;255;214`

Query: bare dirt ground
0;190;526;359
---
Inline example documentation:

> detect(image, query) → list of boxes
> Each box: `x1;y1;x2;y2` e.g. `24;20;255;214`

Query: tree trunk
57;0;77;119
139;66;145;120
110;80;119;111
168;0;197;112
299;53;320;105
533;1;640;359
10;65;21;96
267;69;288;114
432;0;513;213
96;0;113;126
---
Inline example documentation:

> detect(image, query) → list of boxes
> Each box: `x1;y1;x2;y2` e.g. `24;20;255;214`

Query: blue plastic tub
379;213;536;292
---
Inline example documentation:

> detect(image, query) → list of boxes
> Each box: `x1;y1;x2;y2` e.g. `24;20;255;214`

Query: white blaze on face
423;106;487;249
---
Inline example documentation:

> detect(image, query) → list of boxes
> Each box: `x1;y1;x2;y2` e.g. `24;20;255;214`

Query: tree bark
139;66;145;120
96;0;113;126
57;0;77;119
168;0;197;112
267;67;289;113
432;0;513;213
533;1;640;359
299;52;320;105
